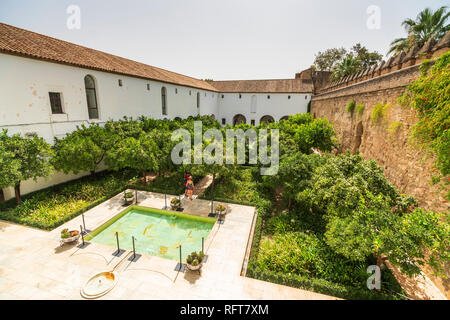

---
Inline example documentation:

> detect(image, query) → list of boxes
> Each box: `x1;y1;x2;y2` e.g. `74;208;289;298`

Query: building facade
0;23;313;199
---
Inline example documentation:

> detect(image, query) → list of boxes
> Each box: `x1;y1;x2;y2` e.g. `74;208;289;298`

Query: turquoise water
90;209;214;261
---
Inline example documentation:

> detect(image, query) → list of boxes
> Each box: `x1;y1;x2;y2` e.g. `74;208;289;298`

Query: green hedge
0;185;127;230
0;170;198;230
245;213;405;300
246;266;405;300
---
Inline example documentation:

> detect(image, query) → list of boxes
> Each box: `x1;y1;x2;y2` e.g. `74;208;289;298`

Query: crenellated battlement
316;31;450;94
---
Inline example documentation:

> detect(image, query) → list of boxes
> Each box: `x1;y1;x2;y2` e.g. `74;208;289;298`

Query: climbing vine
399;52;450;186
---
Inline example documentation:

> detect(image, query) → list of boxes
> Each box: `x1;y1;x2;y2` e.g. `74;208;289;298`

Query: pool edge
84;205;216;241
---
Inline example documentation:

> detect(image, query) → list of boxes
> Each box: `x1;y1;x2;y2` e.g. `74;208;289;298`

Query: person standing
185;178;194;201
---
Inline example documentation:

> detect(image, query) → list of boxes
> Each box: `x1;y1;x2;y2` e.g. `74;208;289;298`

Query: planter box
216;207;227;218
61;230;80;244
186;262;203;271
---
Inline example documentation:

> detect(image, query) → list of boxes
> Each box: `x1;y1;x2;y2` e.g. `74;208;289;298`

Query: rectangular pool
85;206;215;261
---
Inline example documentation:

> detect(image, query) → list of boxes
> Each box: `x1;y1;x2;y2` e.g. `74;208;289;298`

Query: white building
0;22;313;200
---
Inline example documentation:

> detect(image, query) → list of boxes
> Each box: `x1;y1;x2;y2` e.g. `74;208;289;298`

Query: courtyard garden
0;103;448;299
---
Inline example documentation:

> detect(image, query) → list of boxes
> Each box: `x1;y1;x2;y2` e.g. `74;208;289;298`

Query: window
221;94;224;99
189;90;192;96
288;95;291;99
251;119;255;126
239;93;242;99
251;95;257;113
222;118;226;125
49;92;63;114
175;88;178;94
147;84;150;91
84;75;99;119
267;95;270;99
197;92;200;109
161;87;167;115
305;95;308;100
204;92;206;97
118;79;123;87
233;114;246;126
260;115;275;124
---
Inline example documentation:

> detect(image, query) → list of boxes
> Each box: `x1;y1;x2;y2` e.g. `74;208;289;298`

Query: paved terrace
0;191;337;300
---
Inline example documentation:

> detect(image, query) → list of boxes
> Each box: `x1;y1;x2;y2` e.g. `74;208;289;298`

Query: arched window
161;87;167;115
233;114;246;126
260;115;274;124
280;116;289;121
84;75;98;119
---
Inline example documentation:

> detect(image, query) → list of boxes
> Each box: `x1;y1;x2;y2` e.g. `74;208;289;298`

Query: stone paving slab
0;190;337;300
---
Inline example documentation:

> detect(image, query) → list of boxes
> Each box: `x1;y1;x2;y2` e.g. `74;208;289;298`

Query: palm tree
388;6;450;55
331;55;360;81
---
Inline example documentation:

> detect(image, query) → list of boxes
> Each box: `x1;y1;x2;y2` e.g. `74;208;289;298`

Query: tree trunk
0;189;4;203
14;182;21;205
288;197;292;210
210;173;215;199
142;170;147;185
376;255;387;270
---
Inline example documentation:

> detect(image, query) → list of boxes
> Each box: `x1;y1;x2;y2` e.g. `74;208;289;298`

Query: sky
0;0;448;80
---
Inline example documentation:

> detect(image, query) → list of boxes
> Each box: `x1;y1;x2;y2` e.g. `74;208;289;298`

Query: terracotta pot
62;231;80;243
70;230;80;237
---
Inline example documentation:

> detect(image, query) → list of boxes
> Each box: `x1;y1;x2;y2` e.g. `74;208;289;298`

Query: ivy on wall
399;52;450;189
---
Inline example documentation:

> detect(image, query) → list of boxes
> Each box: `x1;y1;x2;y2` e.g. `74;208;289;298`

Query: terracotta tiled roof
209;79;313;93
0;22;218;91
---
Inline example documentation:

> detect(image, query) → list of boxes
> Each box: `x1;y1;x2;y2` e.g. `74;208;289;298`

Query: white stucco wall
0;53;311;200
217;92;310;125
0;54;220;143
0;53;220;200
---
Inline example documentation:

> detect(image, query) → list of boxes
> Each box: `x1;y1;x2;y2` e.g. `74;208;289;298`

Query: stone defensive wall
310;32;450;214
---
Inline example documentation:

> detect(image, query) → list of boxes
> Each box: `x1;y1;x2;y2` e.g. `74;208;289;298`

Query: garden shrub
0;170;136;229
0;170;192;230
246;267;405;300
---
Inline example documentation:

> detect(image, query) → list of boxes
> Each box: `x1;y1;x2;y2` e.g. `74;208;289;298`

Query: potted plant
216;204;226;216
171;197;181;210
186;251;205;271
124;191;134;204
60;228;80;244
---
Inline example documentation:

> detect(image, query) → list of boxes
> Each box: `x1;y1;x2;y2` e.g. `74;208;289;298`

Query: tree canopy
51;123;110;175
389;6;450;55
0;130;53;204
313;43;382;81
